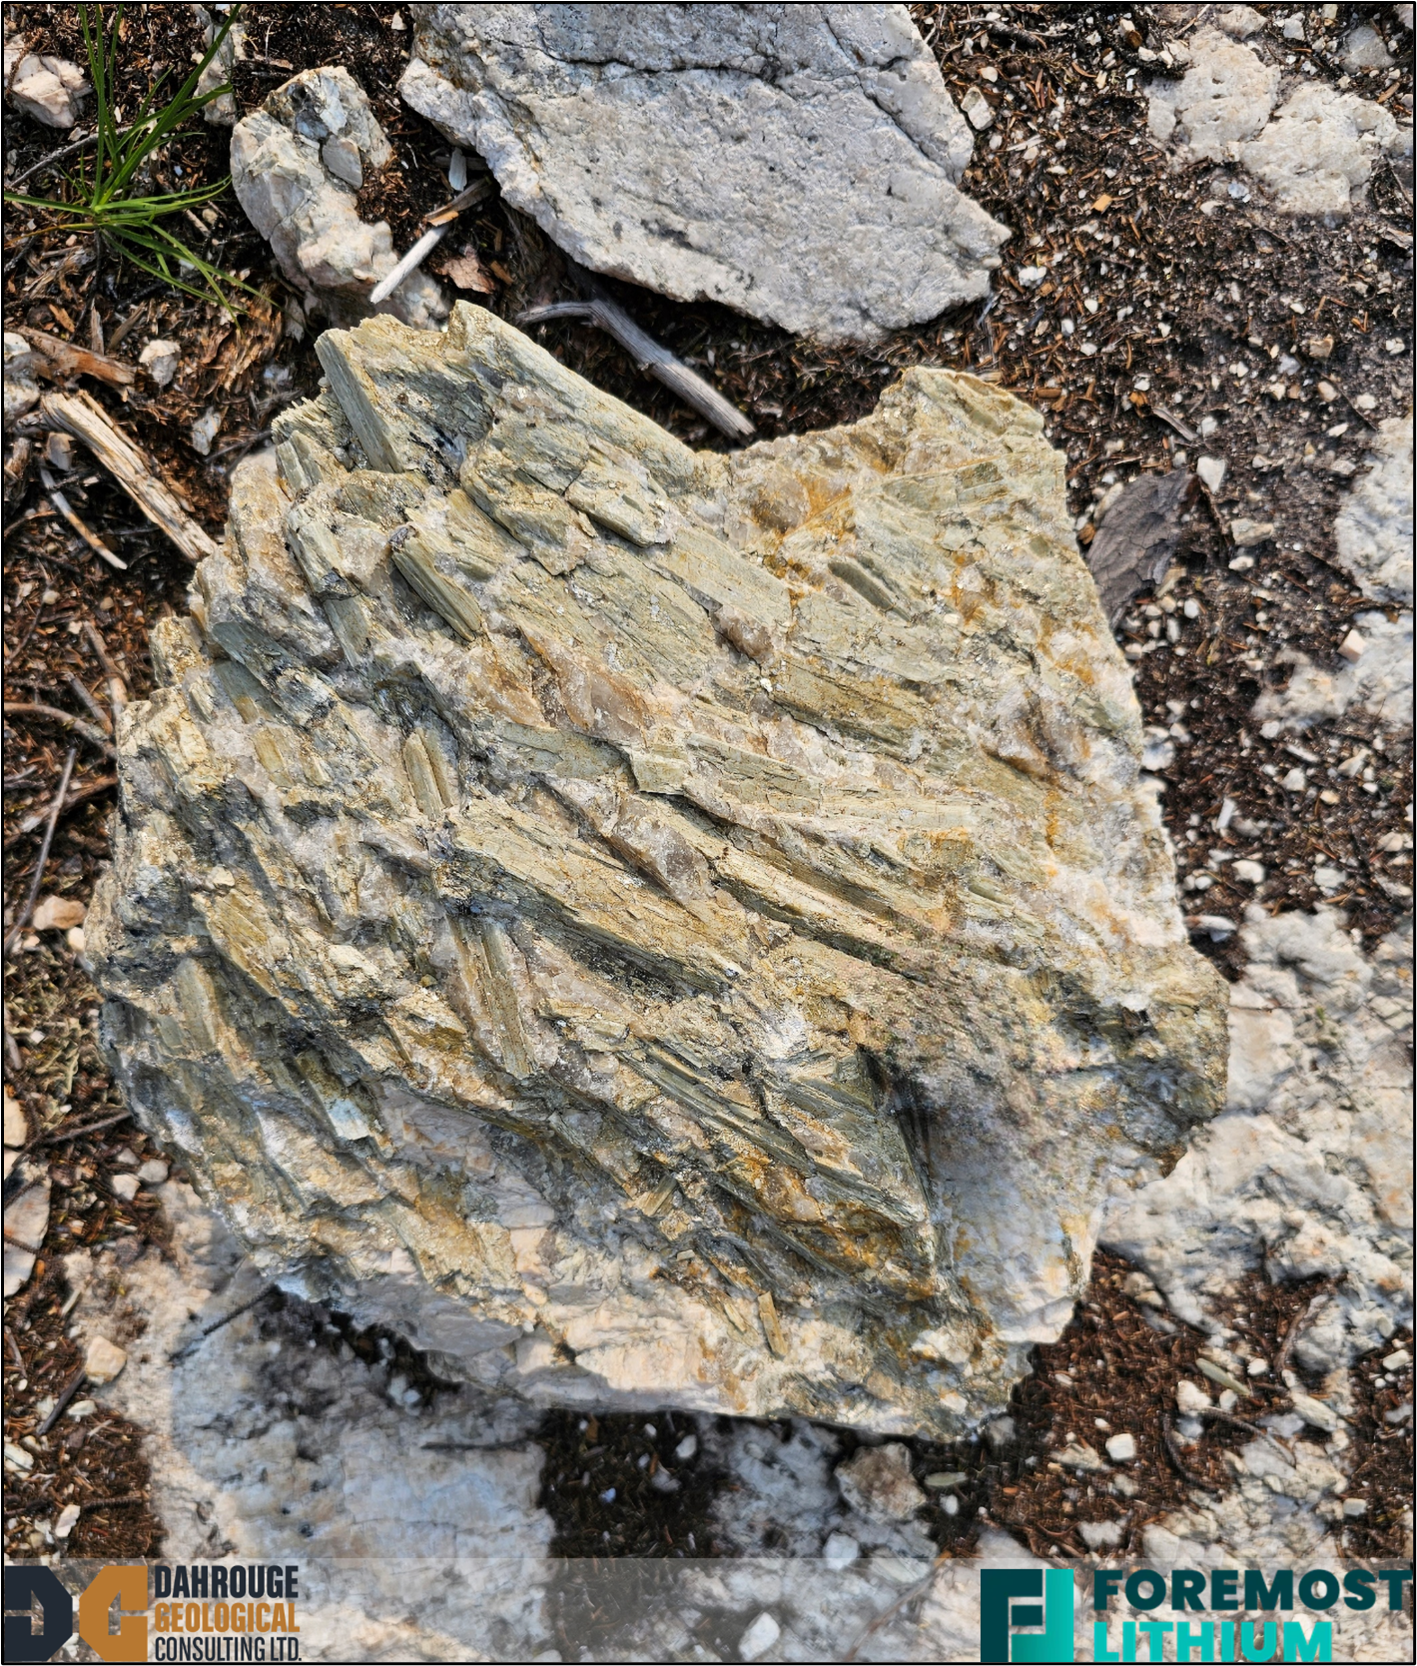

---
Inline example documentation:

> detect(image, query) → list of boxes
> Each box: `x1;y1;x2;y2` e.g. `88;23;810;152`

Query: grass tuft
5;3;254;313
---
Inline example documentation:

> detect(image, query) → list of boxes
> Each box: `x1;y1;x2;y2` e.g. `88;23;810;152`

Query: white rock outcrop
87;302;1225;1438
231;67;447;330
398;3;1008;342
1254;414;1414;733
1104;907;1413;1371
1146;26;1279;157
1240;84;1411;216
1148;27;1411;216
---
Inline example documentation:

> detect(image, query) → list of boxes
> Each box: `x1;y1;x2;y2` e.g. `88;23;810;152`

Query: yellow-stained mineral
87;304;1226;1435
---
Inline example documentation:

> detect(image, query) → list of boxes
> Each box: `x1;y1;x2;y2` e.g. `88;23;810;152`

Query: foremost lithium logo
980;1568;1077;1662
980;1565;1414;1662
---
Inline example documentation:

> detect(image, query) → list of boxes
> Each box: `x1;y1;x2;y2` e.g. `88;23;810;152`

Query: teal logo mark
980;1567;1075;1662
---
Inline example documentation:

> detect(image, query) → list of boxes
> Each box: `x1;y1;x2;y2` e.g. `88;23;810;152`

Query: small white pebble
1104;1431;1137;1463
675;1433;698;1462
739;1611;780;1662
823;1530;859;1571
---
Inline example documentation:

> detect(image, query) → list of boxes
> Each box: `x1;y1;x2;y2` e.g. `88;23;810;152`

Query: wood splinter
369;180;494;306
40;390;220;564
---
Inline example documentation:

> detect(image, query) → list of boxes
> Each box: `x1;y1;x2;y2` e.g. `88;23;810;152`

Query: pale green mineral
87;304;1226;1434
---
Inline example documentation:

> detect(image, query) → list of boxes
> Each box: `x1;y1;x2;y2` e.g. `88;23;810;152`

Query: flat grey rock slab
399;2;1009;342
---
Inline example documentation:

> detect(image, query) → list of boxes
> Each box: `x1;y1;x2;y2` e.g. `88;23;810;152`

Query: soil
3;0;1412;1578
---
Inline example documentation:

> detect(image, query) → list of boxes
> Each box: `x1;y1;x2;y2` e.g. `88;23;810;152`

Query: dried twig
1151;403;1197;443
38;464;128;571
168;1286;274;1363
35;1108;133;1147
4;745;77;958
83;620;128;715
1276;1281;1337;1379
369;226;448;306
841;1554;946;1662
61;672;113;735
520;287;755;441
3;703;116;757
39;390;220;564
423;178;494;228
368;179;495;305
4;127;131;190
1160;1412;1220;1492
4;773;117;846
35;1364;88;1437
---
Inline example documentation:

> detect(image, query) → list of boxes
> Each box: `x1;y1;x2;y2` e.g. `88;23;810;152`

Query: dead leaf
1083;469;1193;621
440;247;497;294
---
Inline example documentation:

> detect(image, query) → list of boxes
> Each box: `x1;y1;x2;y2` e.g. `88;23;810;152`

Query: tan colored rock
835;1441;925;1522
31;894;86;931
84;1334;128;1384
87;303;1225;1436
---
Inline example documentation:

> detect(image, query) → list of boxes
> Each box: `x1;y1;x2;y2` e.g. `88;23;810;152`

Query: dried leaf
1084;469;1192;621
441;247;497;294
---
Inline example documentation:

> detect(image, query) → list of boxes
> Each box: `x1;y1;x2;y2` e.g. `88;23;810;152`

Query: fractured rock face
231;67;447;330
398;3;1008;343
87;303;1225;1436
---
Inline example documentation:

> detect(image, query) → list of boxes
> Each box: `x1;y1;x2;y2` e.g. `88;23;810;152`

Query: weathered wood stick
39;390;220;564
4;745;77;959
3;702;117;757
5;774;117;844
21;328;135;388
369;226;447;307
519;295;755;441
369;179;494;304
83;620;129;715
38;463;127;571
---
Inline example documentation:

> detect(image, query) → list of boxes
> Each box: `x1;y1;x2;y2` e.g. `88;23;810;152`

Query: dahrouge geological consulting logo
4;1561;302;1663
979;1563;1414;1663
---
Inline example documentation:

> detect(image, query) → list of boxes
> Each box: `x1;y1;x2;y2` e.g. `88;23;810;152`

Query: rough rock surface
1241;84;1410;216
231;67;447;330
74;923;1411;1660
3;34;88;128
398;3;1008;343
87;302;1225;1437
1104;906;1413;1371
1253;414;1413;733
1146;26;1279;158
1148;26;1411;216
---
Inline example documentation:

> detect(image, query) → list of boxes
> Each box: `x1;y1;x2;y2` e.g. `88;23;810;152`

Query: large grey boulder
398;3;1009;343
87;304;1225;1437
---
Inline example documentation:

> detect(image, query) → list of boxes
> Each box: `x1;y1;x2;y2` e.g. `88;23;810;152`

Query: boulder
398;3;1008;343
231;67;447;330
87;303;1225;1436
